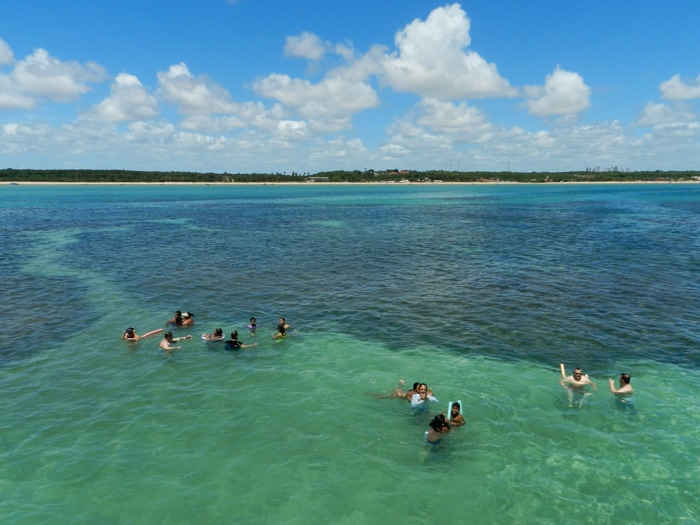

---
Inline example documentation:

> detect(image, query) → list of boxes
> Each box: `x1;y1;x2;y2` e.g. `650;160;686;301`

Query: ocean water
0;182;698;524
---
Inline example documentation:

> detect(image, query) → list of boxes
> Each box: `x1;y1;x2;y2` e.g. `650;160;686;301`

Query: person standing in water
225;331;258;351
608;373;634;405
447;402;465;426
559;363;596;407
411;383;439;411
121;327;140;341
159;331;192;352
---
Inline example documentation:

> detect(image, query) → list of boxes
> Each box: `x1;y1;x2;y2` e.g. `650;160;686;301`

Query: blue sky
1;0;699;174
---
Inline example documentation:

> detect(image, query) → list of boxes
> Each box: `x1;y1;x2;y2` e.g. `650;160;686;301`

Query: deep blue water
0;183;698;524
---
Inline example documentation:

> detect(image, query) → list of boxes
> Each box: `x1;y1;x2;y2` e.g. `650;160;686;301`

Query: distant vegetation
1;168;699;184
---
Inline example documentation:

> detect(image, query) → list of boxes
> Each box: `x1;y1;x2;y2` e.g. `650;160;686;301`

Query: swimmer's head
620;373;631;385
573;368;583;379
164;331;174;340
429;414;448;433
125;327;135;337
214;328;223;337
451;402;461;414
230;330;239;340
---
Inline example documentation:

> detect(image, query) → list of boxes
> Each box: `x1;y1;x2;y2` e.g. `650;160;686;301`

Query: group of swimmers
559;363;634;407
384;380;465;444
121;312;292;352
382;364;634;444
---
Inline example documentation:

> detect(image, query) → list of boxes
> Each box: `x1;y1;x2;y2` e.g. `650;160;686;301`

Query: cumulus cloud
659;73;700;100
416;98;493;141
379;3;515;99
89;73;158;122
284;32;326;60
12;48;106;101
523;66;591;117
157;62;238;115
0;45;105;110
0;37;14;65
253;72;379;131
637;101;697;129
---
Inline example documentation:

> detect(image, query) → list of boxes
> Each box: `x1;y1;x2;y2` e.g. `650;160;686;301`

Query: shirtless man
159;331;192;352
560;363;596;407
608;373;634;403
559;363;597;391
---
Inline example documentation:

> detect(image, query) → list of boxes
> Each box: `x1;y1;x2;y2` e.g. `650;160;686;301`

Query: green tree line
1;168;699;184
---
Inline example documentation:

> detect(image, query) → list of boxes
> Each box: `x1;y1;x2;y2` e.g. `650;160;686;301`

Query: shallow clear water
1;183;698;524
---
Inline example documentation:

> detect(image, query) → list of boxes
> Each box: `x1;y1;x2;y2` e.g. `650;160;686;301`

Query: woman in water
121;327;140;341
425;414;450;443
203;328;224;341
224;331;258;351
272;322;286;340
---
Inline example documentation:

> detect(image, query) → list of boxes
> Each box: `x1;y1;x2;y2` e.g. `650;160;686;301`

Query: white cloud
157;62;238;115
12;48;106;101
379;4;515;99
659;73;700;100
637;101;697;129
0;37;14;65
416;98;493;142
253;72;379;131
284;32;326;60
524;66;591;117
89;73;158;122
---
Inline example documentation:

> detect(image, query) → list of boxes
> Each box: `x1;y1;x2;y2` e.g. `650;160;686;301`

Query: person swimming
121;327;139;341
203;328;224;341
411;383;439;412
224;331;258;351
272;322;286;340
425;414;450;443
448;402;465;426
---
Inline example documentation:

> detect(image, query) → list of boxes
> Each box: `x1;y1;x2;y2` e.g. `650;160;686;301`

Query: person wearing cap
182;312;195;326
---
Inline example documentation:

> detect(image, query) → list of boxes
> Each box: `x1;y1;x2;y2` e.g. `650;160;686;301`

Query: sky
1;0;700;174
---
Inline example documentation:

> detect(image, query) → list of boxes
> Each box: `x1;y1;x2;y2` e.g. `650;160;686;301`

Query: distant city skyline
1;1;699;173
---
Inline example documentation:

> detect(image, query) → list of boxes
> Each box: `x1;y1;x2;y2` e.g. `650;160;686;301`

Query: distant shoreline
2;180;699;186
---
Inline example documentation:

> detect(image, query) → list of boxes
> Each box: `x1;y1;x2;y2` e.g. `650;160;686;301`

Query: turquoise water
1;183;698;524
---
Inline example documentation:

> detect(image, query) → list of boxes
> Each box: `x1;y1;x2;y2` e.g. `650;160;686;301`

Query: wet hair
451;402;461;411
412;382;420;391
214;328;223;337
164;331;173;339
429;414;447;433
249;317;256;324
620;373;631;384
125;327;135;338
230;331;239;340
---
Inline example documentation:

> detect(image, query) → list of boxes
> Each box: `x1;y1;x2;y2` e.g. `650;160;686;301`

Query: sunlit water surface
1;183;698;524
